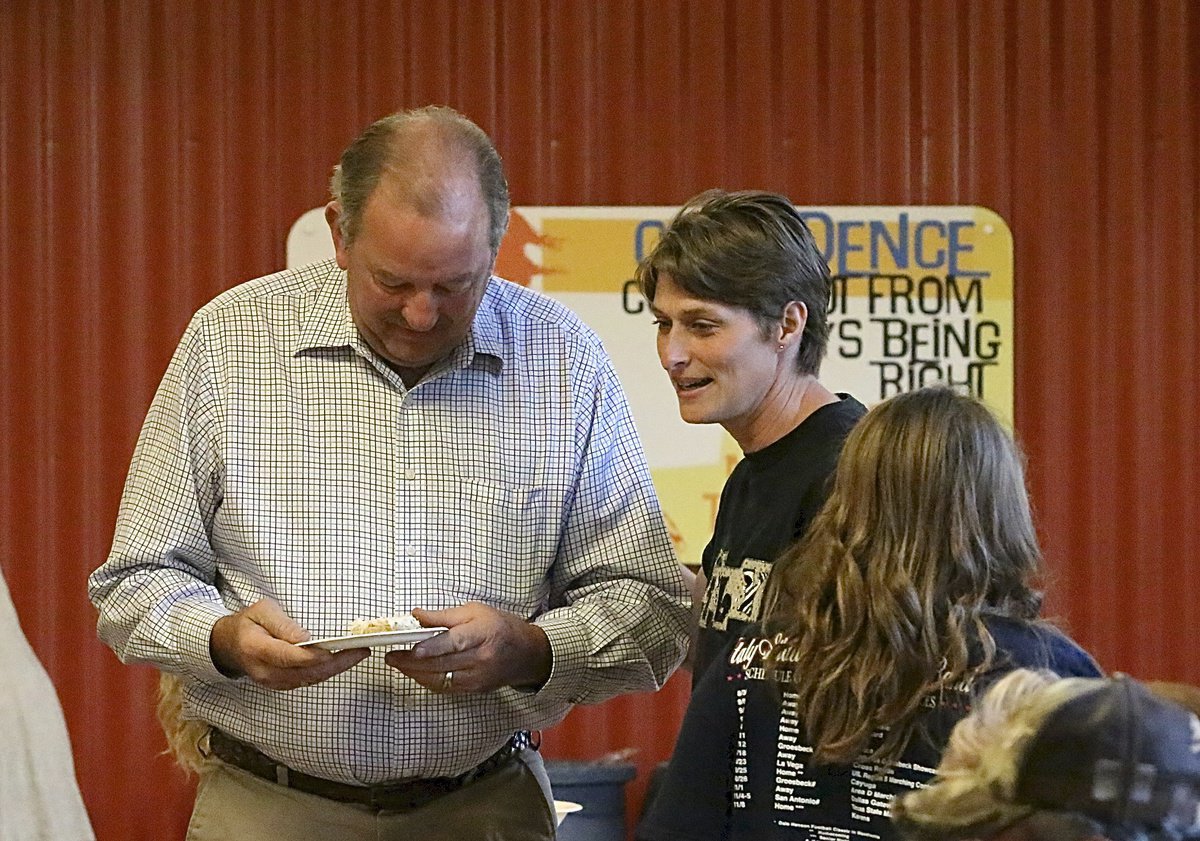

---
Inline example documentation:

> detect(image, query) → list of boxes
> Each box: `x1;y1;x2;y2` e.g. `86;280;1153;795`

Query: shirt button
406;544;419;556
404;468;417;480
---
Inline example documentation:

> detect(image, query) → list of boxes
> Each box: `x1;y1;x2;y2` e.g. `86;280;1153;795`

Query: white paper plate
296;627;448;651
554;800;583;826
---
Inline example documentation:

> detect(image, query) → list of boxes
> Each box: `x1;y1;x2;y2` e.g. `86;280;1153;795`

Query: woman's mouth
674;377;713;393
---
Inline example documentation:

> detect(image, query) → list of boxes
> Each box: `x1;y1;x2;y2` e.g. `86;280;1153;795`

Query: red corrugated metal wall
1;2;1196;839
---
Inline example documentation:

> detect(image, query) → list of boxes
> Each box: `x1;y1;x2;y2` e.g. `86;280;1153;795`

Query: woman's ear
779;301;808;349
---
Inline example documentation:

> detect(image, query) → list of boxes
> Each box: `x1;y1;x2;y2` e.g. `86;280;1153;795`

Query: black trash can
546;759;637;841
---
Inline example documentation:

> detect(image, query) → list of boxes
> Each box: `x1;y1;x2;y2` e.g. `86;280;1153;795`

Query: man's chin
381;344;449;372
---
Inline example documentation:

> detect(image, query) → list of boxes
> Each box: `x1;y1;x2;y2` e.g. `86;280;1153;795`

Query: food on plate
347;613;422;635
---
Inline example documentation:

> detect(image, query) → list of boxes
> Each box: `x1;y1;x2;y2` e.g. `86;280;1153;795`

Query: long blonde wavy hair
764;386;1043;765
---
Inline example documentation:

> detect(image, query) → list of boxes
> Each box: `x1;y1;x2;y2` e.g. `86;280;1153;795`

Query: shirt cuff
532;611;592;705
172;599;237;684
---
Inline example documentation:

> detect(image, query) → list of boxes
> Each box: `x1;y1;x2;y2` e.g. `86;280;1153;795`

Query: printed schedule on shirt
730;636;938;839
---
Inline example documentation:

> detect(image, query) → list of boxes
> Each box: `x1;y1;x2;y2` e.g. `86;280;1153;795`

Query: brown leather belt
208;729;531;812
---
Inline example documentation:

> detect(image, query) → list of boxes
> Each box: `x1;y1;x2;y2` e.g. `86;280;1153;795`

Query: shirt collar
295;261;360;355
467;278;507;365
295;262;504;376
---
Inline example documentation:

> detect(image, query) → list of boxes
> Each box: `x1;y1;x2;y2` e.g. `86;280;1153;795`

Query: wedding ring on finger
442;670;454;692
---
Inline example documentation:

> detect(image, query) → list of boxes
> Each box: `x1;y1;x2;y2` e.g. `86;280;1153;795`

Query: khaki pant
186;751;556;841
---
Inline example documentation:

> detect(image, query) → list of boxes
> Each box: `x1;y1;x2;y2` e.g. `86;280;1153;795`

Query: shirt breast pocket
426;476;560;615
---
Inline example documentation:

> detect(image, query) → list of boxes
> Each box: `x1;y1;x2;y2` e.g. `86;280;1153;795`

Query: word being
831;318;1002;361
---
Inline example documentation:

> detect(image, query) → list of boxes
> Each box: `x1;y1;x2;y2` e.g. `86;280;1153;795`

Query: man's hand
209;597;368;690
384;603;551;693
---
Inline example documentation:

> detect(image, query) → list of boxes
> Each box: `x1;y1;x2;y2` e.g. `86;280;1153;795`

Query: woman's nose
658;330;687;370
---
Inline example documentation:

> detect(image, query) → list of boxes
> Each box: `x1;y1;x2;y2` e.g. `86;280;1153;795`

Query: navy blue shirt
640;615;1101;841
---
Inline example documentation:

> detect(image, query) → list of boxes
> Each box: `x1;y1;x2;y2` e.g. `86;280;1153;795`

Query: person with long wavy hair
639;386;1103;841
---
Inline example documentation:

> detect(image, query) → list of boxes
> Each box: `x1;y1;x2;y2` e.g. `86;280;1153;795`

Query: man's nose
401;290;439;332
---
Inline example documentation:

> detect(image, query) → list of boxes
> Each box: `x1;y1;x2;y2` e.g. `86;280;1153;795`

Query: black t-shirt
694;394;866;682
639;615;1102;841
